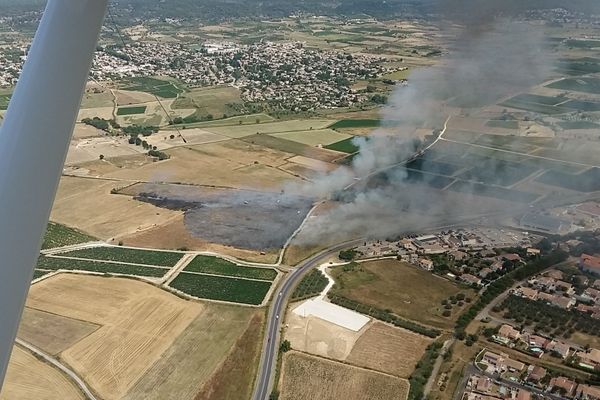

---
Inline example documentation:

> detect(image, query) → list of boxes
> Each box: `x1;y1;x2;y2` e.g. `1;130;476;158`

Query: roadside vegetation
291;269;328;301
408;341;444;400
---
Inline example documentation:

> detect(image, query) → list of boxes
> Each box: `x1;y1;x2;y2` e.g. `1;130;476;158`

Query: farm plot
291;269;329;301
42;222;96;249
169;272;272;305
1;346;85;400
448;181;540;203
122;76;184;98
346;322;432;378
561;100;600;112
280;352;410;400
406;157;463;176
171;86;243;119
555;59;600;75
329;119;380;129
117;105;147;115
558;120;600;129
508;94;567;106
0;94;11;110
32;269;52;280
57;246;183;267
241;134;343;162
536;167;600;192
458;159;539;187
37;255;169;278
271;129;352;147
184;255;277;281
206;119;334;138
325;137;360;153
546;77;600;95
485;120;519;129
330;259;472;330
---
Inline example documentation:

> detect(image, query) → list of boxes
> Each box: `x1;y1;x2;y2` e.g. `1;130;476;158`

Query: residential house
516;389;531;400
527;248;541;257
461;274;483;286
575;384;600;400
418;258;434;271
576;349;600;370
545;269;564;280
556;280;575;295
501;253;522;263
582;288;600;303
479;267;493;279
547;340;571;359
515;287;538;300
549;376;577;398
504;358;525;372
580;254;600;276
526;365;547;383
498;324;521;342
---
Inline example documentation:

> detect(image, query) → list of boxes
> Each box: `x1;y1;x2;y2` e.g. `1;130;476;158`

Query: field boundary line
177;270;276;283
162;253;195;285
15;338;98;400
43;254;173;269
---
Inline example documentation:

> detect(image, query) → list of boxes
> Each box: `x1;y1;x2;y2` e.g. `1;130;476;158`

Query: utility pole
0;0;108;390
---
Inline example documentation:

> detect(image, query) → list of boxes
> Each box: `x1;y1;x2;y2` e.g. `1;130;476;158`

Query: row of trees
455;249;569;336
408;341;444;400
291;269;328;301
124;125;159;136
81;117;119;132
328;294;440;338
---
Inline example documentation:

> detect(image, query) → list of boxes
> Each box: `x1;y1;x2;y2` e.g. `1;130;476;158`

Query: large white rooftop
292;298;370;332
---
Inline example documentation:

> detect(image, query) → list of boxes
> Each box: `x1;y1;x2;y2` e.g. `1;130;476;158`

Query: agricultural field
205;118;335;139
32;269;52;280
37;255;169;278
325;137;360;153
346;322;432;378
121;76;184;98
183;255;277;281
329;119;380;129
330;260;473;330
280;352;410;400
0;93;11;110
447;181;540;203
57;246;183;267
546;77;600;95
536;167;600;192
291;269;329;301
169;272;272;305
271;128;352;147
42;222;96;250
558;120;600;129
116;105;147;115
485;119;519;129
241;133;343;162
23;274;255;400
1;346;85;400
171;85;243;119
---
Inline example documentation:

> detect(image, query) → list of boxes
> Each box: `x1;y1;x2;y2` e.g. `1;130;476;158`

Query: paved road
251;238;364;400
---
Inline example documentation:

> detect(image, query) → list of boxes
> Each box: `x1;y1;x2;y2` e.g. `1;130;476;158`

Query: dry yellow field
24;274;259;400
346;322;432;378
26;274;203;400
18;307;99;355
0;346;84;400
280;352;410;400
51;176;180;240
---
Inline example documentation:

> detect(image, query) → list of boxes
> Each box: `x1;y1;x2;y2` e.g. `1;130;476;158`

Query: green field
37;255;168;277
271;129;351;147
558;120;600;129
562;100;600;112
546;77;600;95
169;272;272;305
0;94;10;110
184;255;277;281
291;269;328;301
324;137;360;153
32;269;52;280
500;97;573;115
122;76;184;98
42;222;96;250
117;106;147;115
58;246;183;267
329;119;380;129
171;86;243;119
564;39;600;49
485;120;519;129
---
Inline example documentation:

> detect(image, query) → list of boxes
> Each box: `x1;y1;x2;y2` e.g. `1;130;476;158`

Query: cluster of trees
328;294;440;338
291;269;328;301
455;249;569;337
338;249;358;261
123;125;159;136
148;149;170;160
441;293;472;317
408;341;443;400
81;117;119;132
169;114;213;125
499;295;600;338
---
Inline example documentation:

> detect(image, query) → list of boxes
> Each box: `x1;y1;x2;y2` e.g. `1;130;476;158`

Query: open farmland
169;272;273;305
25;274;200;400
117;105;147;115
184;255;277;281
1;346;85;400
57;246;183;267
346;322;432;377
205;119;334;138
271;128;352;147
325;137;360;153
32;269;52;280
0;93;11;110
42;222;95;249
171;85;243;119
536;167;600;192
547;77;600;94
331;260;473;330
37;255;169;278
121;76;184;98
280;352;409;400
329;119;380;129
241;134;343;162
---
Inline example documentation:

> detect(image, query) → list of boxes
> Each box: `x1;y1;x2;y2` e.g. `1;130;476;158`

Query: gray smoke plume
294;17;556;244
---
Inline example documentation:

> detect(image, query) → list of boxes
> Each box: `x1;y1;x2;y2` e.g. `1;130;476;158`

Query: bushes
329;294;440;338
339;249;357;261
408;341;443;400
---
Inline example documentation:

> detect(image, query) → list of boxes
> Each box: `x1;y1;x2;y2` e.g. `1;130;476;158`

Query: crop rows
116;106;147;115
42;222;95;250
184;255;277;281
37;255;168;277
58;246;183;267
169;272;272;305
291;269;328;301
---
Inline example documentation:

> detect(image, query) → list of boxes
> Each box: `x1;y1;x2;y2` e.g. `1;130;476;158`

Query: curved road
251;238;364;400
